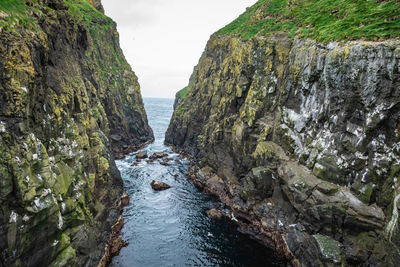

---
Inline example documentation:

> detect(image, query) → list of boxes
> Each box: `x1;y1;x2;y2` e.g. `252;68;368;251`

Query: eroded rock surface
166;33;400;266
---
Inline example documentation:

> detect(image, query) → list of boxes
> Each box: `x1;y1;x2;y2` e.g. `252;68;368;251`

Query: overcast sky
102;0;257;99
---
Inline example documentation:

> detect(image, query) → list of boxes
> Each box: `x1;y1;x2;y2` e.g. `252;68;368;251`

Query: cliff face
166;28;400;267
0;0;153;266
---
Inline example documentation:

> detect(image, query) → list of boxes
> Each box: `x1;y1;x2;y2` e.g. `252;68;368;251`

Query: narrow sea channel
111;98;284;267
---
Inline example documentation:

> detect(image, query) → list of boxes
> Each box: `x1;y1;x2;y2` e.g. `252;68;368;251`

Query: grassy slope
0;0;39;30
217;0;400;42
177;86;189;99
175;86;189;116
0;0;112;32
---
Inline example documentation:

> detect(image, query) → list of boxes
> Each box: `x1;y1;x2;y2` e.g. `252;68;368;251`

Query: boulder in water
149;152;168;159
136;151;148;159
151;180;171;191
121;193;130;207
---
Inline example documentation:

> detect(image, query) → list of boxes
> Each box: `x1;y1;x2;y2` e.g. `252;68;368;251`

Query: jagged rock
206;209;224;220
313;234;343;264
98;216;128;267
151;180;171;191
149;152;168;159
136;151;148;159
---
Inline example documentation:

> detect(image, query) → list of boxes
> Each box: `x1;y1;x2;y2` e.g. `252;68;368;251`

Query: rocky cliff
166;0;400;265
0;0;153;266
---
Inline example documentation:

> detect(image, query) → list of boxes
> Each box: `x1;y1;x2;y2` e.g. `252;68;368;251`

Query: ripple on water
111;98;284;267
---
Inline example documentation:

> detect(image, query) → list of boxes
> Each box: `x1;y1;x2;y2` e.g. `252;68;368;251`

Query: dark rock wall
0;0;153;266
166;34;400;265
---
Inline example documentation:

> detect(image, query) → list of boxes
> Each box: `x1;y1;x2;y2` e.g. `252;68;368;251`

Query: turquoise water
111;98;283;267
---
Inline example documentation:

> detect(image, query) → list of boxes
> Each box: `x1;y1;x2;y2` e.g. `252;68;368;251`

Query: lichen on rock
0;0;153;266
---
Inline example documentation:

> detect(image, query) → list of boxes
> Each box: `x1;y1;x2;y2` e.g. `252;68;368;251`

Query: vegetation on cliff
0;0;152;266
177;86;189;99
217;0;400;42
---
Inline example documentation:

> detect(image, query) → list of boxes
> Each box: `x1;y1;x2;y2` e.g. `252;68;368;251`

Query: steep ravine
166;18;400;267
0;0;153;266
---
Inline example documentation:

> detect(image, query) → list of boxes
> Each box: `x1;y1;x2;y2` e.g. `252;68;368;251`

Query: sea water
111;98;283;267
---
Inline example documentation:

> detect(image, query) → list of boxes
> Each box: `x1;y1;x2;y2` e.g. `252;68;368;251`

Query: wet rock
130;162;138;167
149;152;168;159
98;216;128;267
136;152;148;159
151;180;171;191
160;162;170;166
121;193;130;207
206;208;224;220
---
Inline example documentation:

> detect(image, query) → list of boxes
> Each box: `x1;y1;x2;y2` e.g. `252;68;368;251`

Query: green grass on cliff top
0;0;112;32
217;0;400;42
177;86;189;99
64;0;112;27
0;0;37;29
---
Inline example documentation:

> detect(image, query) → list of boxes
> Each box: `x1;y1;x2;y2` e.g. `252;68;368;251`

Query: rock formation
166;0;400;265
151;180;171;191
0;0;153;266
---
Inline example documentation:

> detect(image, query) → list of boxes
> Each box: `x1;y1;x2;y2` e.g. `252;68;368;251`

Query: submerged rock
151;180;171;191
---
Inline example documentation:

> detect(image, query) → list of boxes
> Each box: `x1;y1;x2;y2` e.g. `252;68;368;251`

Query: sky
101;0;257;99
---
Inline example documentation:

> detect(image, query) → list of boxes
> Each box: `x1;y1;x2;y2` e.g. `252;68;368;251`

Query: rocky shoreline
98;193;130;267
114;139;155;160
166;143;295;265
185;164;300;266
